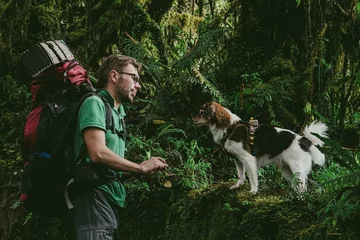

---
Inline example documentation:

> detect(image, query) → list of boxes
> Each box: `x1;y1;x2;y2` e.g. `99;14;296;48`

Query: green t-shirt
74;89;127;208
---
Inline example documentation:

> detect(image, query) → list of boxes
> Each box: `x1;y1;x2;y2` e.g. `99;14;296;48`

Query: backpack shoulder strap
97;95;126;140
96;95;114;133
76;92;112;129
82;93;126;140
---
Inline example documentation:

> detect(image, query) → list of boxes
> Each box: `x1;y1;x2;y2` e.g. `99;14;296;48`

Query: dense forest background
1;0;360;239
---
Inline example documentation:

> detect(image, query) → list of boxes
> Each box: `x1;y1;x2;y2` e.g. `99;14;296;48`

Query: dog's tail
302;121;328;166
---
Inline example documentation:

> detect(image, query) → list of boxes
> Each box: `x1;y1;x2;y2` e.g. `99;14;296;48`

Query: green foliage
309;136;360;234
161;138;214;190
312;162;352;190
241;73;272;107
320;136;360;171
2;0;360;239
0;75;31;111
257;164;283;189
239;72;295;126
119;21;230;123
121;37;164;78
125;179;151;193
189;66;228;105
126;126;213;190
0;75;30;179
356;2;360;18
318;188;360;225
353;112;360;123
126;133;167;162
0;143;22;175
157;124;187;139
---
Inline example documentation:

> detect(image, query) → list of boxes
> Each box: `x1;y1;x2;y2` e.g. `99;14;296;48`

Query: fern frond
121;37;169;82
122;37;152;61
157;124;187;139
190;66;228;105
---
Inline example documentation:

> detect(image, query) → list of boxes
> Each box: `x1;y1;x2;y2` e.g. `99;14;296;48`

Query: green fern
121;37;167;81
157;124;187;139
190;66;228;105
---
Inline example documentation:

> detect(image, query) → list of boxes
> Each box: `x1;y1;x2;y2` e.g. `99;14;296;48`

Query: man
71;54;168;239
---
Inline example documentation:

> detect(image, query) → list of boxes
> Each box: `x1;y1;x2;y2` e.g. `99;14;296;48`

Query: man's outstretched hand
140;157;168;174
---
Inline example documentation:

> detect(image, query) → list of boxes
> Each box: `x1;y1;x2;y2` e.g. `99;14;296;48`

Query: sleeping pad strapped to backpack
19;40;116;217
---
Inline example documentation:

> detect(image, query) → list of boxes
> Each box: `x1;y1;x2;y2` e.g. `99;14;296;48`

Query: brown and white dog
193;102;328;193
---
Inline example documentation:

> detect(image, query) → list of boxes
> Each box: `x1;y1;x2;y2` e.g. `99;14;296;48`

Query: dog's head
193;102;231;128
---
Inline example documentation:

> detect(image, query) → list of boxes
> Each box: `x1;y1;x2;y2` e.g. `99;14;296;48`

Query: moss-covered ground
5;180;358;240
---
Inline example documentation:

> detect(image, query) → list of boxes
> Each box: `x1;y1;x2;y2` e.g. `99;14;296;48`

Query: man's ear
109;70;117;84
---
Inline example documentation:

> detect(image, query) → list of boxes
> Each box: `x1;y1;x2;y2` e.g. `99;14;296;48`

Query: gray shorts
71;189;119;240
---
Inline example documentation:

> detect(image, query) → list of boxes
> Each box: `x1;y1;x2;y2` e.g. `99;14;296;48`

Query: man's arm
83;127;167;174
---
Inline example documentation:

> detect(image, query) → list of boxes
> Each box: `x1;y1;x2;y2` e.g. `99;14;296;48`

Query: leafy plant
239;72;295;126
0;75;31;178
171;140;213;189
356;2;360;18
157;124;187;139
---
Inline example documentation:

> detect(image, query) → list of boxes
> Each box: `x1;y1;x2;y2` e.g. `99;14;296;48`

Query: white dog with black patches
193;102;328;194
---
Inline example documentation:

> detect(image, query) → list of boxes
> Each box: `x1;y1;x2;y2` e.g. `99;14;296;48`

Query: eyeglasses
113;70;140;84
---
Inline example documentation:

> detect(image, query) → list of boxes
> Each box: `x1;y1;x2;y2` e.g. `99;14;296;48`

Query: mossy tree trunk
223;0;359;128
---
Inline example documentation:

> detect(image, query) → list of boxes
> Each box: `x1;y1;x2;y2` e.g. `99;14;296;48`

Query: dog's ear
207;103;216;116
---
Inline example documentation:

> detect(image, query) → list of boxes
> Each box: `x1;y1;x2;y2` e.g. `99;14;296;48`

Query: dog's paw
250;188;258;194
229;179;245;190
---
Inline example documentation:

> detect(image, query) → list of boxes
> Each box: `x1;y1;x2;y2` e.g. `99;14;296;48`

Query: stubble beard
117;87;134;103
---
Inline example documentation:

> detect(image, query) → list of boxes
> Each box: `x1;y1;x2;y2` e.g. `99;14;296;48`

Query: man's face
115;64;141;103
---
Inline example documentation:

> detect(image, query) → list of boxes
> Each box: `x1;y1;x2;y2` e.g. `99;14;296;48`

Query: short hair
97;54;142;88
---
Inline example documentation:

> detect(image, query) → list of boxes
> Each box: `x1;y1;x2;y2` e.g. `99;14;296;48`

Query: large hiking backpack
19;40;116;216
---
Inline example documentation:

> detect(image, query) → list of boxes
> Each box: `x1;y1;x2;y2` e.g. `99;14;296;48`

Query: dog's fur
193;102;328;193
